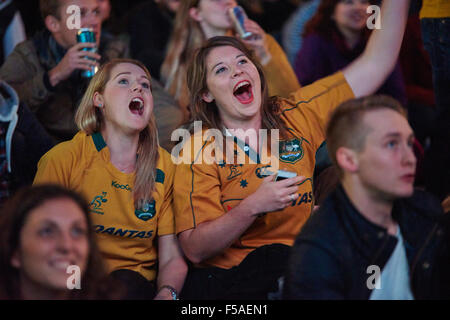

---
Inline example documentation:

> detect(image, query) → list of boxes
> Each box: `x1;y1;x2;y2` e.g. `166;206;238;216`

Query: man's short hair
326;95;406;174
40;0;65;21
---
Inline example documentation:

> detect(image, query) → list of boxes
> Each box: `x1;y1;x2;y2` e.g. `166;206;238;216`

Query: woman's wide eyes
215;66;227;74
215;60;248;74
118;78;150;89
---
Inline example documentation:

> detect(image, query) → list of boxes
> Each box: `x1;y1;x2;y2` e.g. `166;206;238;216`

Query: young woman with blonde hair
160;0;300;121
34;58;187;300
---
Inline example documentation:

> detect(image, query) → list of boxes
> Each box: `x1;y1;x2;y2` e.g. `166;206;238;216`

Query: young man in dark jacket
0;0;127;143
283;95;450;300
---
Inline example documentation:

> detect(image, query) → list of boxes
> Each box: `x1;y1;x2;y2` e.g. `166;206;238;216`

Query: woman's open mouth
129;97;144;116
233;80;254;104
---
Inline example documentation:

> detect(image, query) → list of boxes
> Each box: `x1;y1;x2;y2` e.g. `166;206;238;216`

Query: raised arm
343;0;410;98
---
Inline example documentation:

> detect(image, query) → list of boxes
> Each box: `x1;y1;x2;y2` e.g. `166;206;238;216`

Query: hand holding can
228;6;253;40
77;28;99;78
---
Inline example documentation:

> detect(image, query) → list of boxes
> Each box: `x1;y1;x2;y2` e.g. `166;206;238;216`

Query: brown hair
0;185;119;299
160;0;204;111
303;0;374;38
40;0;64;20
75;58;160;210
186;36;288;138
326;95;406;173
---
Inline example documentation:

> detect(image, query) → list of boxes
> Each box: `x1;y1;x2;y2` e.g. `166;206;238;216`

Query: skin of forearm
180;199;259;264
364;0;409;72
157;257;188;293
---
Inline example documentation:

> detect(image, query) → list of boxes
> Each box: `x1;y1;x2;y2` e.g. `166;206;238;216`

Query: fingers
277;176;305;187
71;42;97;51
263;175;277;183
75;56;98;67
244;19;264;33
75;50;101;60
284;192;299;204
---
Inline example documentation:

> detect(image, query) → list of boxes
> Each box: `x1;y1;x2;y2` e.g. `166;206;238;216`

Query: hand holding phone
228;6;253;40
275;170;297;181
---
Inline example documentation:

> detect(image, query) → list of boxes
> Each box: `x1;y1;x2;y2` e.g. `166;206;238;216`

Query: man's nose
403;141;417;167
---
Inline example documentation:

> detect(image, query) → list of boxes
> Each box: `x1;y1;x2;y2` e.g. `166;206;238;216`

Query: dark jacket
294;30;407;106
128;0;175;80
0;80;53;206
283;185;450;300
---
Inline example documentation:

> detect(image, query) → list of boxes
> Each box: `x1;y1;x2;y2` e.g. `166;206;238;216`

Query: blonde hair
75;58;160;209
160;0;205;113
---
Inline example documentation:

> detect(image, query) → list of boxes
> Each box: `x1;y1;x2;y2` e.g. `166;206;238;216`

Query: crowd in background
0;0;449;300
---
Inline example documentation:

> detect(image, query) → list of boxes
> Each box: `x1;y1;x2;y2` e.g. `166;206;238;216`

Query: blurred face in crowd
202;45;262;128
190;0;237;37
351;109;416;201
94;63;153;136
333;0;370;33
157;0;181;13
11;198;90;297
97;0;111;23
47;0;102;48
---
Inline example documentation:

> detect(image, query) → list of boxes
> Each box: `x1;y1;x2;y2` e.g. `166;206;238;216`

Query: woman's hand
240;19;272;65
242;175;305;216
154;287;174;300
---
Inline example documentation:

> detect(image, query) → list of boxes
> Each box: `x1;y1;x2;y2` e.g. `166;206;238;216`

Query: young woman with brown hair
160;0;300;121
173;0;410;299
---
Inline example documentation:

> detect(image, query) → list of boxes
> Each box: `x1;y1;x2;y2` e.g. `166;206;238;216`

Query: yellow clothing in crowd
34;132;175;281
173;72;354;269
420;0;450;19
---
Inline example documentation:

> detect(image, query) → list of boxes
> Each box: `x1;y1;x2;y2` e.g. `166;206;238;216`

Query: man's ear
336;147;359;174
44;15;62;34
11;250;20;269
189;7;202;22
201;90;214;103
93;92;105;108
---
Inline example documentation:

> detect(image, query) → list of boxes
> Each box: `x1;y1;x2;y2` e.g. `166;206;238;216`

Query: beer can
76;28;98;78
228;6;253;40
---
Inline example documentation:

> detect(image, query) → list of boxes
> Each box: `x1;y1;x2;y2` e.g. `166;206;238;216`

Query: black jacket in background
11;102;54;191
128;0;175;80
283;185;450;300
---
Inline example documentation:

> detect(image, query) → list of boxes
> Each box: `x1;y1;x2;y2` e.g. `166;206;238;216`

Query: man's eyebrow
384;132;402;138
383;132;415;139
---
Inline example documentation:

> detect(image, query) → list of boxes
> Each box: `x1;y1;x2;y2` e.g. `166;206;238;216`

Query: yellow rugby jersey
34;131;175;281
420;0;450;19
173;72;354;269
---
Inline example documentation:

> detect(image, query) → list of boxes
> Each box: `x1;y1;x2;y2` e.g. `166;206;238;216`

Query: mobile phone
228;6;253;40
275;170;297;181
